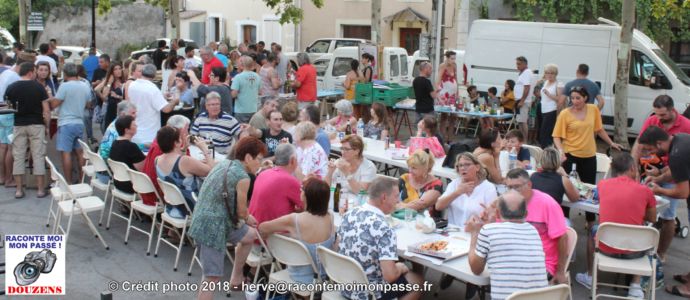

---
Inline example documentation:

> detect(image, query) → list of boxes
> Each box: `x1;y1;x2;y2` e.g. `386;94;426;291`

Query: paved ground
1;121;690;299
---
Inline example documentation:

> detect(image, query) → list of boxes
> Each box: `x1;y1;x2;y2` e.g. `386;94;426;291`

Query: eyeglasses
456;163;475;169
569;86;586;93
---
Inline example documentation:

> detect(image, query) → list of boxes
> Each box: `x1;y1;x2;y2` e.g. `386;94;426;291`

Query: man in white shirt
514;56;532;141
128;64;178;146
36;43;58;77
49;39;65;67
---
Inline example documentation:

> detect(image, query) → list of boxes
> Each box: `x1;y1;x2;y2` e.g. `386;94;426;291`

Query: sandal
14;191;24;199
36;191;48;198
675;274;690;284
667;285;690;298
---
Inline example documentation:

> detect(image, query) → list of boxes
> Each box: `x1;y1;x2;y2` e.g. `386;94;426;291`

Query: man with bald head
467;190;548;300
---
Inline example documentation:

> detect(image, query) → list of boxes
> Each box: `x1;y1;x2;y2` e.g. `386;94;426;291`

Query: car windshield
653;49;690;86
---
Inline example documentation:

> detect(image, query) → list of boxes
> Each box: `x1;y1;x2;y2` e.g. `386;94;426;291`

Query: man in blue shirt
48;63;92;184
82;47;99;82
215;44;229;68
231;56;262;123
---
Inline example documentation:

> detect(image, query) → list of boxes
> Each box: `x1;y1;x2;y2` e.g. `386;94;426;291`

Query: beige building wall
299;0;457;52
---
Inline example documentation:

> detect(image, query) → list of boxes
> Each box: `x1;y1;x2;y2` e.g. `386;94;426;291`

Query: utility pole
170;0;180;39
613;0;634;148
18;0;30;46
91;0;96;48
430;0;443;84
371;0;381;78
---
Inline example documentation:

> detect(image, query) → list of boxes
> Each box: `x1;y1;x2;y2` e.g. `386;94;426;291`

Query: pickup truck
286;38;369;70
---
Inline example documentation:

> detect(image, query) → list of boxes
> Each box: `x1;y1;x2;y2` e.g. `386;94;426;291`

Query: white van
314;46;429;91
0;28;16;57
464;19;690;135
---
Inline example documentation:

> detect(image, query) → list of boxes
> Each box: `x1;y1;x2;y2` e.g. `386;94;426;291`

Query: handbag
222;164;240;227
408;136;445;158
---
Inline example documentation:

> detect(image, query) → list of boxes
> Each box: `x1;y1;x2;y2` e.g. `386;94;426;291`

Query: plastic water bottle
569;164;581;190
356;118;365;137
329;183;336;212
508;148;518;170
357;190;367;206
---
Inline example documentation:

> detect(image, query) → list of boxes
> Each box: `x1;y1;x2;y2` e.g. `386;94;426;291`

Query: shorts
234;113;254;124
516;101;531;123
379;275;411;300
199;224;249;277
0;114;13;144
56;124;85;152
659;183;682;220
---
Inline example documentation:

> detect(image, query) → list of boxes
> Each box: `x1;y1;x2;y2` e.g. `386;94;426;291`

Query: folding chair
265;234;320;300
317;246;375;300
82;151;112;226
51;163;109;250
125;169;164;256
506;284;570;300
106;159;137;230
245;233;274;283
186;241;236;276
45;157;93;228
77;139;94;183
564;227;578;300
592;223;660;300
154;179;193;271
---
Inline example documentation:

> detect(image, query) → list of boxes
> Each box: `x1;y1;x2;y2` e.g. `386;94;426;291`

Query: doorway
399;28;421;55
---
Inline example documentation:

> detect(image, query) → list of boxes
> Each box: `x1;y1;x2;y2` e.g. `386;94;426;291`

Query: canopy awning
384;7;429;24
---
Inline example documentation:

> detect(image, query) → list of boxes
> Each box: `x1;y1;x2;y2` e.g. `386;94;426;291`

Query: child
467;85;480;106
501;79;516;114
505;129;531;169
480;87;500;130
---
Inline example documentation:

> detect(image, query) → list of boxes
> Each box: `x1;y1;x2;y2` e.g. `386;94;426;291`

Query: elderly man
412;62;438;122
200;46;224;85
48;63;92;184
190;92;243;154
248;144;302;225
249;97;278;130
99;101;140;160
129;64;179;145
467;190;548;300
291;53;317;109
631;95;690;261
231;56;262;123
575;153;656;298
5;62;50;198
300;104;330;154
248;110;292;157
501;168;569;284
141;115;192;206
514;56;533;140
338;177;423;300
187;68;232;115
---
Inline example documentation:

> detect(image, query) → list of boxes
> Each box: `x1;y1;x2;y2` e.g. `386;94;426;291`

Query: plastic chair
592;223;660;300
125;169;164;256
595;153;612;182
506;284;570;300
245;233;274;283
51;162;109;250
106;159;137;230
265;234;320;300
77;139;94;183
187;241;236;277
522;144;543;169
317;246;375;300
154;179;193;271
83;151;112;226
45;157;93;228
563;227;578;300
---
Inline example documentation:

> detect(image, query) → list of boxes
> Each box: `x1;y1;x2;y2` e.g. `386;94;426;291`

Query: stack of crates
373;83;411;107
354;83;374;105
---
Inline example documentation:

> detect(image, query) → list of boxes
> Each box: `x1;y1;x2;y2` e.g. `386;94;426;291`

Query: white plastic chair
522;144;543;169
317;246;375;300
266;234;320;300
592;223;660;300
155;179;193;271
563;227;578;300
506;284;570;300
106;159;137;230
51;162;109;250
45;157;93;228
244;233;274;283
125;169;164;256
77;139;94;183
187;241;236;277
83;151;112;226
595;153;612;182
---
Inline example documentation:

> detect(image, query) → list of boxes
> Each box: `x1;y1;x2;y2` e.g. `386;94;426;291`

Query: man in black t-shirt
5;62;50;198
152;40;167;70
92;54;110;87
413;62;438;122
249;110;292;157
110;115;146;193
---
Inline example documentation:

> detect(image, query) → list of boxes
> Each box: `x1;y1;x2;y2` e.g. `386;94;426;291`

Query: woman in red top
437;51;457;143
292;53;317;108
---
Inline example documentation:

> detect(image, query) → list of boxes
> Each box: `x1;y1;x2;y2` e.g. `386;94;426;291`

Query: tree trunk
614;0;634;149
170;0;180;39
18;0;30;46
371;0;381;78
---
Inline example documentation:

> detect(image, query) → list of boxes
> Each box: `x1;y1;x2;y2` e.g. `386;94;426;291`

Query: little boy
486;87;500;107
505;129;531;169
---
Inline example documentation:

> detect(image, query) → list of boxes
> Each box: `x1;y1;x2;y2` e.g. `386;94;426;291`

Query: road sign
28;12;44;31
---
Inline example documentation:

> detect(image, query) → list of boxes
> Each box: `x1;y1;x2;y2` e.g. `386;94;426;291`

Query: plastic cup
395;140;402;148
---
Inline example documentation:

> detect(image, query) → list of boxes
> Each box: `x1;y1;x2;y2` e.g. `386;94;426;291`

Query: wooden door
399;28;421;55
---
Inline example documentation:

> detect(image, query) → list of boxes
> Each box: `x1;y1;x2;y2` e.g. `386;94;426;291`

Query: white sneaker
576;272;593;290
628;283;644;298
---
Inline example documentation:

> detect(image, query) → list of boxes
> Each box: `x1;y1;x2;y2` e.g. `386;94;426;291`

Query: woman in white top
325;135;377;197
293;121;328;180
539;63;563;148
435;152;497;227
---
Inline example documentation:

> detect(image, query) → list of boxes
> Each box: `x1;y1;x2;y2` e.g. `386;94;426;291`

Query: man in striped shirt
467;190;548;300
190;92;243;154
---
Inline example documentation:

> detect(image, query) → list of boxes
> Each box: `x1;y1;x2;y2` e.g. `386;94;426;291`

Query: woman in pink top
259;54;280;98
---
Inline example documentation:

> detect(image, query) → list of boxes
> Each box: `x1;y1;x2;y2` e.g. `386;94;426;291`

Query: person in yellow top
500;79;516;113
343;60;362;100
552;85;622;186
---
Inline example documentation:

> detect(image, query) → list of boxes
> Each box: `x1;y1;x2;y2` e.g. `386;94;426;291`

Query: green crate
354;82;373;104
373;86;409;106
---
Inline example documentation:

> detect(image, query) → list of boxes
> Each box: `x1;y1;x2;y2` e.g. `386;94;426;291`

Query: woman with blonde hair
539;63;563;147
281;101;299;136
397;150;444;216
293;121;328;180
530;146;580;216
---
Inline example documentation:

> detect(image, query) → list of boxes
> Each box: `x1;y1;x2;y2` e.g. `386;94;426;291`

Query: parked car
130;38;198;61
57;46;102;65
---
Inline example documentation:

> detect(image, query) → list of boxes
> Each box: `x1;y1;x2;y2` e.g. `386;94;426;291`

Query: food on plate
419;240;448;251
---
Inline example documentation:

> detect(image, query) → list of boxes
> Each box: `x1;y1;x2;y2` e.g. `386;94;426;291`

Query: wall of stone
36;2;165;59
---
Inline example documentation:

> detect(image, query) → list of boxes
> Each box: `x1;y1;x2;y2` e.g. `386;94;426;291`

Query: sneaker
628;283;644;298
576;272;593;290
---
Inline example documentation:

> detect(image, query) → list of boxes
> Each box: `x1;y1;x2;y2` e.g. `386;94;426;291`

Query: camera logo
14;249;57;286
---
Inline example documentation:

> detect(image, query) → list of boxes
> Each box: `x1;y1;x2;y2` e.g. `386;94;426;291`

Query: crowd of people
4;37;690;300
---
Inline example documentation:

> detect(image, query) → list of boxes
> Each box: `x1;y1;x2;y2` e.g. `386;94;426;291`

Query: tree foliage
511;0;690;44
